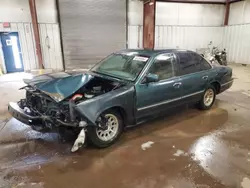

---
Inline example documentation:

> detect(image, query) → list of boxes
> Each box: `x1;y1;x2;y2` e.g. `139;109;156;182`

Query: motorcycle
212;47;227;66
199;42;227;66
199;42;218;64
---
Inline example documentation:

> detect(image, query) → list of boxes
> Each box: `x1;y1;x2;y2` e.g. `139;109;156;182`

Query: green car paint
75;49;233;126
13;49;233;127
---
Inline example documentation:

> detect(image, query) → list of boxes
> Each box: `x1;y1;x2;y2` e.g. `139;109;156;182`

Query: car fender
75;85;135;126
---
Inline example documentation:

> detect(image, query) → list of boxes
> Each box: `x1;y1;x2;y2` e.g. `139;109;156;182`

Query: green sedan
8;49;233;151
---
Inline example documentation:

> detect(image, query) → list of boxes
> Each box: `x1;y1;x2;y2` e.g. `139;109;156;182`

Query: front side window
177;52;200;75
91;53;149;81
148;53;176;81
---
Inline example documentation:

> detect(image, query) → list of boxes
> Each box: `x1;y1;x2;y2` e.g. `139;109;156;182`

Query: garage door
58;0;127;70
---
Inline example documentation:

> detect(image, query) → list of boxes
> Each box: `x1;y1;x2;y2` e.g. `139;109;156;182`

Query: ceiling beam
156;0;245;5
230;0;244;4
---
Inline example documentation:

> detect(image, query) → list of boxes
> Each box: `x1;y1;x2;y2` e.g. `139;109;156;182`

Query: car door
176;51;212;103
135;53;182;120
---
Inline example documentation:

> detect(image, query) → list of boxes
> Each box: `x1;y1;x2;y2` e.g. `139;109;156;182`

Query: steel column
224;0;230;25
29;0;44;69
143;0;156;49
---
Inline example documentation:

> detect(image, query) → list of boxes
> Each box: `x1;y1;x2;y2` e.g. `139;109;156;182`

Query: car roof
118;49;194;57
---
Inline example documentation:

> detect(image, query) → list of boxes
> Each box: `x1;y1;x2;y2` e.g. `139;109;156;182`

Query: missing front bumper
9;102;87;152
8;102;42;125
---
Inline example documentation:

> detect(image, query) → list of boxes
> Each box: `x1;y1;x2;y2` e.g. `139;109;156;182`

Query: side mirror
145;73;159;83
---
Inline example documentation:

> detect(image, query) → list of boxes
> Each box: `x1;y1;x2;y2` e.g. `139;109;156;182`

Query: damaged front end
8;72;126;152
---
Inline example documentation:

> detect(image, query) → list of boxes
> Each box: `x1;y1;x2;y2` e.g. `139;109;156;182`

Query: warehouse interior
0;0;250;187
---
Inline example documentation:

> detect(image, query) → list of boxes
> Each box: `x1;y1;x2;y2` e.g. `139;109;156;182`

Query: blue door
0;32;24;73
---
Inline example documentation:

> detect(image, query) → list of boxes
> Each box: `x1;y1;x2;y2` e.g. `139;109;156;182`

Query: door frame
0;32;24;73
135;53;181;120
0;35;7;74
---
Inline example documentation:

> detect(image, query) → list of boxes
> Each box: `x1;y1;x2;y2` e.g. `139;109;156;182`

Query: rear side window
148;53;176;80
177;52;211;75
198;57;212;71
177;52;200;75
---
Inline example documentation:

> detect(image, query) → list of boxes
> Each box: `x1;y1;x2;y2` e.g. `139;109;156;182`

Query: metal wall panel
223;24;250;64
155;25;224;51
128;25;143;49
229;1;250;25
0;0;58;23
58;0;127;70
0;22;63;72
156;2;225;26
39;23;63;70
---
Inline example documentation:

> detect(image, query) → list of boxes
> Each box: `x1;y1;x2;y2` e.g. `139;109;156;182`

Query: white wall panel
39;24;63;70
156;2;225;26
128;25;143;49
0;22;63;72
127;0;250;65
127;0;143;49
128;0;143;25
0;0;57;23
229;1;250;25
155;26;224;51
222;24;250;64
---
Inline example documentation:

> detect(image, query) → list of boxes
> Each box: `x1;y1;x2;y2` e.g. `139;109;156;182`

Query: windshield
91;53;150;81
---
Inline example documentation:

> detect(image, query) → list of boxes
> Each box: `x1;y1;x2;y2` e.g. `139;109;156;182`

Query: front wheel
87;110;124;148
198;86;216;110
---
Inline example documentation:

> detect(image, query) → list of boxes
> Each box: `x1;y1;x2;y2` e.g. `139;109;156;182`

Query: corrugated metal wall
129;24;250;65
39;24;63;70
223;24;250;64
128;1;250;65
155;2;225;26
128;25;143;49
0;22;63;71
127;0;143;49
155;26;224;51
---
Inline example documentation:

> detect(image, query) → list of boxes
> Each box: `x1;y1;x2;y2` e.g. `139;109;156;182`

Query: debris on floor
173;149;188;157
241;177;250;188
242;91;250;97
141;141;154;150
71;128;86;152
0;65;250;188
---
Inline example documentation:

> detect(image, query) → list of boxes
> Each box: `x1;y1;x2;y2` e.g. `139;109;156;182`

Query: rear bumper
220;79;233;93
8;102;42;125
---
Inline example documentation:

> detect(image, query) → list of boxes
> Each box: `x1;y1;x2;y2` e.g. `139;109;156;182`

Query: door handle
173;82;182;88
202;76;208;80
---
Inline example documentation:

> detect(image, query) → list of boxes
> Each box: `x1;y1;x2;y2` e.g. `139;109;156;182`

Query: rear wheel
198;86;216;110
87;110;124;148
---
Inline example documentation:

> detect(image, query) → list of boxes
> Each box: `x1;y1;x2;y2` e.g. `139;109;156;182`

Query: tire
87;109;124;148
198;85;216;110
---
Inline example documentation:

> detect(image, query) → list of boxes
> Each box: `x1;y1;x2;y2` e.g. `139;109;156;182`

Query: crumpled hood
24;72;94;102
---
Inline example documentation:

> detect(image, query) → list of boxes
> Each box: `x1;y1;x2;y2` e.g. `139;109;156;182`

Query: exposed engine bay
75;77;122;102
18;76;124;131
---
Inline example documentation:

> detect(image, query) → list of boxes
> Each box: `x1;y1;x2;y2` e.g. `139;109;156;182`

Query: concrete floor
0;65;250;188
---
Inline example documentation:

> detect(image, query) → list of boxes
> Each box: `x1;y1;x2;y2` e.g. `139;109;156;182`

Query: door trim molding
137;90;204;111
221;80;233;86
